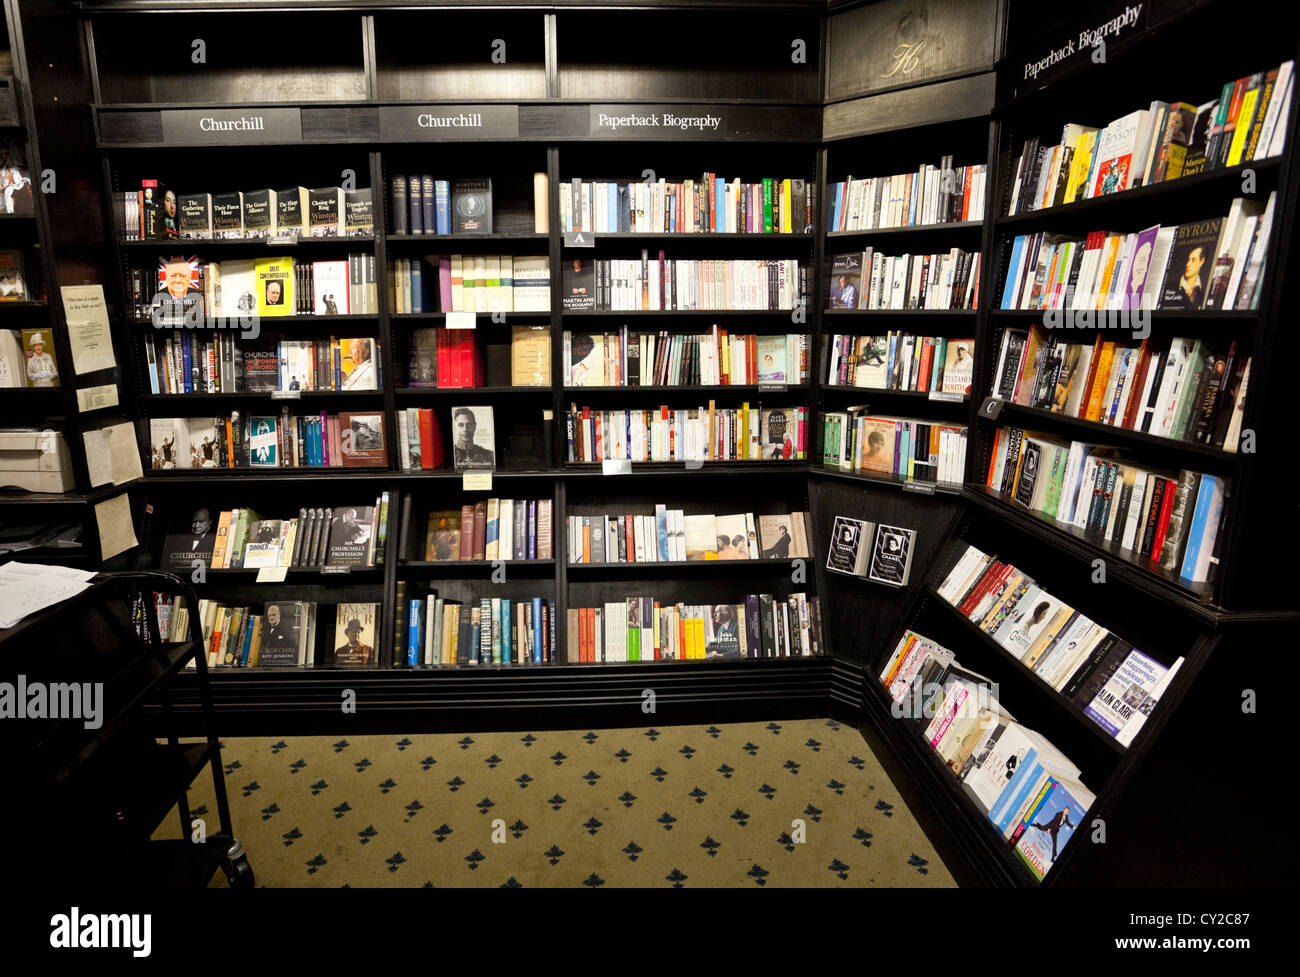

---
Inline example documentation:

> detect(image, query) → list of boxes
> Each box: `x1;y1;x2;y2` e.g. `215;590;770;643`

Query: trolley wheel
222;840;255;888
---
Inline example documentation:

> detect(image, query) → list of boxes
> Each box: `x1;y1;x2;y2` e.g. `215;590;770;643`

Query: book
511;325;551;386
451;405;496;469
0;249;27;302
867;524;915;587
20;328;57;387
0;139;35;215
326;505;375;567
161;506;218;568
334;602;378;666
339;412;387;467
1158;219;1223;310
254;256;294;316
451;178;492;234
825;515;873;576
308;187;344;237
261;601;305;665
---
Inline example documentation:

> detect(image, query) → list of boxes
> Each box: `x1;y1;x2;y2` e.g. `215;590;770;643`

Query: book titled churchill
161;506;218;568
326;505;375;566
452;179;492;233
339;411;387;467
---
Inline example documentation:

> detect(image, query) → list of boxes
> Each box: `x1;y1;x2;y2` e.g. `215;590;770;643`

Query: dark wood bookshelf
1;0;1285;889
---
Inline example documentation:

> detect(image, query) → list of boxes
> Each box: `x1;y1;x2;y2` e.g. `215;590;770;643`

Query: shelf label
463;471;493;491
929;391;965;403
378;104;520;141
271;389;301;400
268;234;298;246
590;105;727;139
757;383;788;394
602;459;632;476
322;566;350;576
563;231;596;248
1016;1;1149;94
256;566;289;583
160;107;302;145
445;311;477;330
902;481;936;496
978;396;1006;420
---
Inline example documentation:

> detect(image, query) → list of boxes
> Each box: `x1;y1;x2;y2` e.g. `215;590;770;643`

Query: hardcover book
20;328;56;386
425;509;462;561
450;405;495;470
334;602;378;666
308;187;344;237
326;506;375;567
0;139;34;215
339;412;387;467
0;249;27;301
941;339;974;396
161;505;218;568
255;256;293;316
451;178;492;234
260;601;304;665
825;515;873;576
177;193;213;239
1158;219;1223;310
312;259;349;315
276;187;310;239
828;253;862;309
242;189;277;238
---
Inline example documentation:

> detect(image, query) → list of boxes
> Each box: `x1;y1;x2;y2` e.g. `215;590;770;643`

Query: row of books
568;592;823;662
161;498;388;572
565;404;807;463
824;518;916;587
389;176;512;236
820;412;968;486
132;254;377;320
879;629;1094;882
826;333;973;397
145;334;380;395
0;328;57;388
1008;60;1293;215
148;411;387;470
123;183;373;241
827;248;982;310
559;175;812;235
394;404;500;471
563;329;808;387
938;544;1184;744
389;255;550;314
987;426;1227;584
561;255;808;312
827;159;987;231
168;599;378;667
1000;195;1274;312
422;498;554;562
402;327;487;388
397;592;555;667
994;326;1250;450
567;509;813;564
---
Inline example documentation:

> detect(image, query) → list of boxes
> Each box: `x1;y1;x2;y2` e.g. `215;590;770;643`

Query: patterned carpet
161;718;955;887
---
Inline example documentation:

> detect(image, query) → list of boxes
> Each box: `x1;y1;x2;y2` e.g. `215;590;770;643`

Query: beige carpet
161;718;955;887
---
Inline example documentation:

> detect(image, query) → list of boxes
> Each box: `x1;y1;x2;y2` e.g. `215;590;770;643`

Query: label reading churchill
160;108;302;145
378;105;520;141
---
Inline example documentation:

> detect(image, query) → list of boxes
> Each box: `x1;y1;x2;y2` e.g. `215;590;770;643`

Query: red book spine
419;409;436;469
1148;476;1179;561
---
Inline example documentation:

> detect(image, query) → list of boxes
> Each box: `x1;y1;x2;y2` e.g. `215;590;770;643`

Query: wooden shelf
826;220;983;238
810;465;964;495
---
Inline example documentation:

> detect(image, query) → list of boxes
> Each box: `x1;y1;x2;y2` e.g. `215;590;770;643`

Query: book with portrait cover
424;509;462;561
828;252;863;309
339;411;387;467
20;328;56;386
0;249;28;301
1158;219;1223;310
450;405;495;470
255;256;293;316
562;258;595;312
161;505;218;568
260;601;304;665
452;178;492;234
941;339;974;395
826;515;873;577
326;506;375;567
867;524;915;587
333;602;378;666
704;604;742;659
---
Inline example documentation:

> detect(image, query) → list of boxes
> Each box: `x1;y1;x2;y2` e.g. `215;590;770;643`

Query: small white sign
463;471;493;491
446;311;477;330
256;566;289;583
602;458;632;475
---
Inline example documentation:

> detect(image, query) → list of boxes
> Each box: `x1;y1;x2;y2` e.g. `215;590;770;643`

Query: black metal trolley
0;570;253;888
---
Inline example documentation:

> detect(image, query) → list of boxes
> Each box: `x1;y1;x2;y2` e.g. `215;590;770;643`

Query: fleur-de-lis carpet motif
158;720;953;887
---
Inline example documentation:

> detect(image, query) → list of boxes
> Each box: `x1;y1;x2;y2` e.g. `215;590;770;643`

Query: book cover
825;515;871;576
161;505;218;568
255;256;293;316
177;193;213;239
308;187;343;237
326;506;375;567
829;253;863;309
511;325;551;386
20;328;57;386
339;412;387;467
940;339;974;395
425;509;462;561
0;140;35;215
260;601;303;665
867;524;915;587
344;188;374;237
312;259;349;314
683;514;719;560
714;513;750;560
334;602;378;666
242;189;277;238
1015;779;1088;880
452;178;492;234
0;249;28;302
1158;219;1222;310
340;338;378;390
755;335;788;382
451;405;495;469
562;258;595;312
211;191;243;238
703;604;741;659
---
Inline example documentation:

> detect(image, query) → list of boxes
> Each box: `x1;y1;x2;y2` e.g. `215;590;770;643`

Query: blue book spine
715;177;724;232
1179;474;1218;579
333;343;342;389
620;185;630;232
435;181;451;235
831;183;842;231
411;261;423;314
238;618;255;666
408;176;423;234
422;175;436;235
408;598;422;666
898;426;910;478
1001;236;1026;308
886;333;897;384
180;333;191;393
987;748;1038;828
501;600;511;664
147;338;160;394
533;597;543;663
